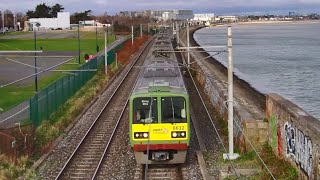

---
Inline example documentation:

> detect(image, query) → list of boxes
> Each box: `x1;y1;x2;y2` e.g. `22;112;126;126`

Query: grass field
0;31;116;111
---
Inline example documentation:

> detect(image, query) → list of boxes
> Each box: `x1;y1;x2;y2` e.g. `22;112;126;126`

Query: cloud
0;0;319;14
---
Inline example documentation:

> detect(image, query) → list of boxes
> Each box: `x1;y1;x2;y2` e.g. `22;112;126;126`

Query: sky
1;0;320;15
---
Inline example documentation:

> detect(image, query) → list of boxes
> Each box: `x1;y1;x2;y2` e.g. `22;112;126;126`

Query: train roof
133;31;187;95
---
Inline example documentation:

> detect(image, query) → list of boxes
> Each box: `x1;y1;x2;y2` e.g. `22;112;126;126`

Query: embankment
181;25;320;179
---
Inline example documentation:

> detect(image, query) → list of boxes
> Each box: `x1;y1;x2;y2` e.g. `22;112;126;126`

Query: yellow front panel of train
132;123;188;141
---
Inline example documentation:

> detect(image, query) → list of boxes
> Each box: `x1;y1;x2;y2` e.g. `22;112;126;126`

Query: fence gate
0;131;16;163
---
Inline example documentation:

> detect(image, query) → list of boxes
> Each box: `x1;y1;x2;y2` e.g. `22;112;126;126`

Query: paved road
0;37;127;129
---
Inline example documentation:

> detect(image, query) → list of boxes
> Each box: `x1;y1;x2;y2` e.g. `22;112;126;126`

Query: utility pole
223;25;239;160
104;27;108;75
95;21;98;53
1;11;4;33
78;23;80;64
13;14;16;31
131;26;134;45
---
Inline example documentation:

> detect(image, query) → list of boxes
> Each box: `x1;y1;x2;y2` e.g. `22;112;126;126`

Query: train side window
161;97;187;123
133;97;158;124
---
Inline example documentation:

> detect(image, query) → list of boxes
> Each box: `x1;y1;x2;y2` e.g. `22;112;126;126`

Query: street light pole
78;23;80;64
34;30;38;92
96;21;98;53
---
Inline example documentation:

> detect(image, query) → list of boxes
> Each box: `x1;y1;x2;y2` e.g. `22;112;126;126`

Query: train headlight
181;132;185;137
143;133;148;138
172;132;177;138
134;132;149;139
171;131;186;138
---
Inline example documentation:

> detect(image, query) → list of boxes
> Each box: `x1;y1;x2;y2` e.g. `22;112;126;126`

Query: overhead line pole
140;24;142;37
131;26;134;45
180;24;240;160
187;21;190;67
223;25;239;160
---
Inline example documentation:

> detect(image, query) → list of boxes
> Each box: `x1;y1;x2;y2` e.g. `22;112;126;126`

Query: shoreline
234;20;320;26
212;20;320;27
190;25;320;120
184;26;266;117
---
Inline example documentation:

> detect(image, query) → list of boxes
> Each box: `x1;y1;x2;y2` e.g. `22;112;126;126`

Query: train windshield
161;97;187;123
133;97;158;124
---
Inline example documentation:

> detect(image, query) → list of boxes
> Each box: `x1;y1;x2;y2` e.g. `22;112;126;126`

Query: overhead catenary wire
178;46;240;179
176;39;276;179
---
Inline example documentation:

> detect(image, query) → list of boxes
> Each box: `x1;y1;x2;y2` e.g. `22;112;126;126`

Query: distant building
194;13;215;21
162;11;176;21
118;9;194;20
215;16;238;23
174;10;194;20
79;20;109;26
28;12;70;30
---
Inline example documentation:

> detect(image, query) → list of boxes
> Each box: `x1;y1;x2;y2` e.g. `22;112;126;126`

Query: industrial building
27;12;70;31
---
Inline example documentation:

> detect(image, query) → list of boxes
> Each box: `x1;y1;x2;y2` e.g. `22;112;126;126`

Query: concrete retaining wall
266;93;320;179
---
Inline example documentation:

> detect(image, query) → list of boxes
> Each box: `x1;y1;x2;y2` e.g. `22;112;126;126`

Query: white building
194;13;215;21
215;16;238;22
162;11;176;21
29;12;70;30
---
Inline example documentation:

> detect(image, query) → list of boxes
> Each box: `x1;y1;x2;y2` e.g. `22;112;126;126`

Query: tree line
1;3;153;32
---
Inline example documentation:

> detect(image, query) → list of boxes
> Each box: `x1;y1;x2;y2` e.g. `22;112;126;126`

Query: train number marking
173;126;184;131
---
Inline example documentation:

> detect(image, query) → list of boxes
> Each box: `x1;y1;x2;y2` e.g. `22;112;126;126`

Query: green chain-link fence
30;39;128;127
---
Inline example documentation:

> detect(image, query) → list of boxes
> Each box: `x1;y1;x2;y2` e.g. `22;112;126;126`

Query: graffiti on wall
284;122;313;177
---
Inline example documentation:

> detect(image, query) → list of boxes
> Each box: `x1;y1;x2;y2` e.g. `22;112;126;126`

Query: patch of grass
207;144;297;179
0;64;78;110
0;33;115;52
258;144;298;179
0;35;115;110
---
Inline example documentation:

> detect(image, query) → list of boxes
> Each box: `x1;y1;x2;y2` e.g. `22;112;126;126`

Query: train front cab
129;93;190;164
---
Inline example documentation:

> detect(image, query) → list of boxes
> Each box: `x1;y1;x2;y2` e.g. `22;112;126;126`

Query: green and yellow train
129;30;190;164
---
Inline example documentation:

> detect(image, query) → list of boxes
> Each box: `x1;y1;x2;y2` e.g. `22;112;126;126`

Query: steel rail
55;37;154;180
91;38;155;179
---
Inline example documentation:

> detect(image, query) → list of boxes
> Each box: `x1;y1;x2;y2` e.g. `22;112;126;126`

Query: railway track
134;164;188;180
55;38;155;180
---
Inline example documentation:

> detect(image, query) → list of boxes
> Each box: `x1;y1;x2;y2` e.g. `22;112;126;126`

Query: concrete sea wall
266;93;320;179
186;26;320;178
180;27;268;153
